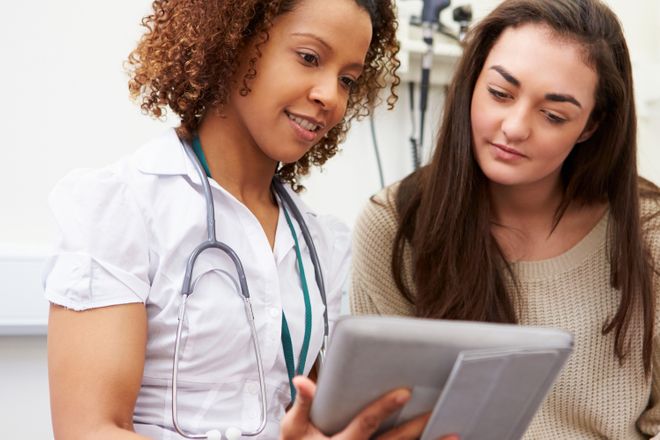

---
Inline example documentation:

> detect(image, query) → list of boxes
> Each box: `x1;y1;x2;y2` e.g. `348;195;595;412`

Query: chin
273;147;315;166
480;165;525;187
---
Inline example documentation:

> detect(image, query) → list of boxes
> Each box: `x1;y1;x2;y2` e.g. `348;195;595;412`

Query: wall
1;1;658;438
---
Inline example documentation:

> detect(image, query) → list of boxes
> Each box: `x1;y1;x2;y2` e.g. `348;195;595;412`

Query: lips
285;111;323;133
491;142;527;158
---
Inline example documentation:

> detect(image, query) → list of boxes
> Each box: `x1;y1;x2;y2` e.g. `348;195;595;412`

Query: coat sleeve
43;167;151;310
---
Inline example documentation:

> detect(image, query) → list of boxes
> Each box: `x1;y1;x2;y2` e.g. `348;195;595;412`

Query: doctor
44;0;426;439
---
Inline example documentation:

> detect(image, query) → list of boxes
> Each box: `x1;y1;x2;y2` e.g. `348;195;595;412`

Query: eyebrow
490;65;520;87
291;32;365;72
292;32;331;51
544;93;582;108
489;65;582;109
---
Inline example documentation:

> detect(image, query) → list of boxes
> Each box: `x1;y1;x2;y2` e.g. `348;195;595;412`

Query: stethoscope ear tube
271;178;329;360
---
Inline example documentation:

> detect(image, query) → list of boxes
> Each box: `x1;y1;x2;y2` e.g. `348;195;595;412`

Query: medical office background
1;0;659;437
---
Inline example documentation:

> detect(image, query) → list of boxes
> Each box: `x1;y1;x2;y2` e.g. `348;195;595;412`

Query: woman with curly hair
43;0;423;439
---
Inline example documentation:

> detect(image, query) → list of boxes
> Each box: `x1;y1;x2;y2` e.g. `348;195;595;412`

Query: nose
501;104;531;143
308;74;340;112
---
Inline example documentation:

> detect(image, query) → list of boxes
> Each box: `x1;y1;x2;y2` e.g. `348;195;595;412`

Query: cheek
538;147;575;176
471;112;486;138
470;92;495;137
536;126;578;162
329;96;350;128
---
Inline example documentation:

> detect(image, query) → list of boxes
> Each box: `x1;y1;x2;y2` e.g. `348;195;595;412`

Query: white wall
0;337;50;438
1;1;659;438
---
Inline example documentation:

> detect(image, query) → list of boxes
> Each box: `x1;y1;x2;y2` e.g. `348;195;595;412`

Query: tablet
309;316;573;439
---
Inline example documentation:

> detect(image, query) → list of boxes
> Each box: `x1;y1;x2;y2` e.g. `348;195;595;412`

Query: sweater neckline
510;210;609;280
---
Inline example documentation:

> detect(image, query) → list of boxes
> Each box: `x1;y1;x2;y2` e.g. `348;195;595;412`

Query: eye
340;76;356;90
542;110;567;125
487;86;511;101
298;51;319;66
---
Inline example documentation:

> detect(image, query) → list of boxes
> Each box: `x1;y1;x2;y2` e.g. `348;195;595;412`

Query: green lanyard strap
281;206;313;402
191;136;312;403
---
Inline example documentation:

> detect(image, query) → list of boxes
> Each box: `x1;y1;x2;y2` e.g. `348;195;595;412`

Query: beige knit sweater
350;185;660;439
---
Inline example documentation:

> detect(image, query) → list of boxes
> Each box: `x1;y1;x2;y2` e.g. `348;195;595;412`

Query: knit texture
350;184;660;439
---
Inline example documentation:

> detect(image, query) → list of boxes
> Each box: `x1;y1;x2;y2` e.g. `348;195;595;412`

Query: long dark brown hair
393;0;660;372
126;0;400;190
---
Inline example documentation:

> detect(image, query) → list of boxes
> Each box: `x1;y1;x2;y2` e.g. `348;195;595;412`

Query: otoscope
412;0;451;169
409;0;472;169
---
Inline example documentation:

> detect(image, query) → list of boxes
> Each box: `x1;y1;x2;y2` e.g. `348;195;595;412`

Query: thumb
280;376;316;440
290;376;316;416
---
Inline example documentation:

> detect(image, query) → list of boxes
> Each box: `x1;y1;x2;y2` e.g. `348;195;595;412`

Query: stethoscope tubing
271;179;329;356
171;140;327;439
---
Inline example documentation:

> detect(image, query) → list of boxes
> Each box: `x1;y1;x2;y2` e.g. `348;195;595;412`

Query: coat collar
133;128;318;224
134;129;203;185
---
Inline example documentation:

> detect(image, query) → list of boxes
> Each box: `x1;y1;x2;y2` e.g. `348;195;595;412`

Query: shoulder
641;193;660;224
641;195;660;310
49;161;137;219
351;182;416;315
354;182;400;246
47;130;189;253
50;129;184;210
640;190;660;251
639;190;660;332
353;182;402;274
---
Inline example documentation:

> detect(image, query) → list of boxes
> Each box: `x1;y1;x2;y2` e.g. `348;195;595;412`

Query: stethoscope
172;138;329;440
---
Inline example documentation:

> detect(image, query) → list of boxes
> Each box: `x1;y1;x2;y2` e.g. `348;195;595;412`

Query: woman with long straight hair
351;0;660;437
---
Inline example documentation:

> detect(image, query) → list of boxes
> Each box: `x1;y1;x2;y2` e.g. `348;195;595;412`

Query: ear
576;119;599;144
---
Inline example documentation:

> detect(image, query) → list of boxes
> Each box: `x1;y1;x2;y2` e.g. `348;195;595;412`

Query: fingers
375;412;430;440
337;388;411;439
279;376;318;440
371;411;460;440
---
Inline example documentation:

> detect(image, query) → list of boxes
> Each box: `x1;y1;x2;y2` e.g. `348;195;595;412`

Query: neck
197;111;277;207
488;173;609;262
489;174;563;232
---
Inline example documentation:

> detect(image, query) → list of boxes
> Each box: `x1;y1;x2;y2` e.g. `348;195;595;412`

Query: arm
638;197;660;437
636;333;660;438
48;303;149;439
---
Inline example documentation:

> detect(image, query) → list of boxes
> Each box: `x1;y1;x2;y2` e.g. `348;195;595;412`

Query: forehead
483;24;598;103
271;0;373;59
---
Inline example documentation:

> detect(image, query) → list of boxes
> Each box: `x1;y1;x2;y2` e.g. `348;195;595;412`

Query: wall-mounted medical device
368;1;472;187
395;0;473;168
396;0;471;85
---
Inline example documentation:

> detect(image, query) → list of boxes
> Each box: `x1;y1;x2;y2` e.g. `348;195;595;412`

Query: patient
350;0;660;438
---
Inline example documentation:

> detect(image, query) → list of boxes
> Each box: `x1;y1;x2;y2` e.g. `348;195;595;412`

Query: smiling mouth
286;111;322;133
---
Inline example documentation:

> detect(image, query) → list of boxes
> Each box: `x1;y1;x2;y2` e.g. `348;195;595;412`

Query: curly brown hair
126;0;400;190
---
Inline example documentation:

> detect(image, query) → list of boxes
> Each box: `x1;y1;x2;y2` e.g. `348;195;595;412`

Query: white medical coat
43;129;350;439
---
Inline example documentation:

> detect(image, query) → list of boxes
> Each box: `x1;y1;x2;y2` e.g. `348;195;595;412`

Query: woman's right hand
280;376;459;440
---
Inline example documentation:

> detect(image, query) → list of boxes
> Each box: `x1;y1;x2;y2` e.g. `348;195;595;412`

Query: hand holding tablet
308;316;573;440
280;375;459;440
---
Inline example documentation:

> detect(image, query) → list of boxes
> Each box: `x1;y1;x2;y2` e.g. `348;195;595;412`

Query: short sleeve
43;167;151;310
349;185;415;317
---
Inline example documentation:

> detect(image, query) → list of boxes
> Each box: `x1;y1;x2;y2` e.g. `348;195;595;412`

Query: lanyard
280;206;312;401
192;136;312;402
